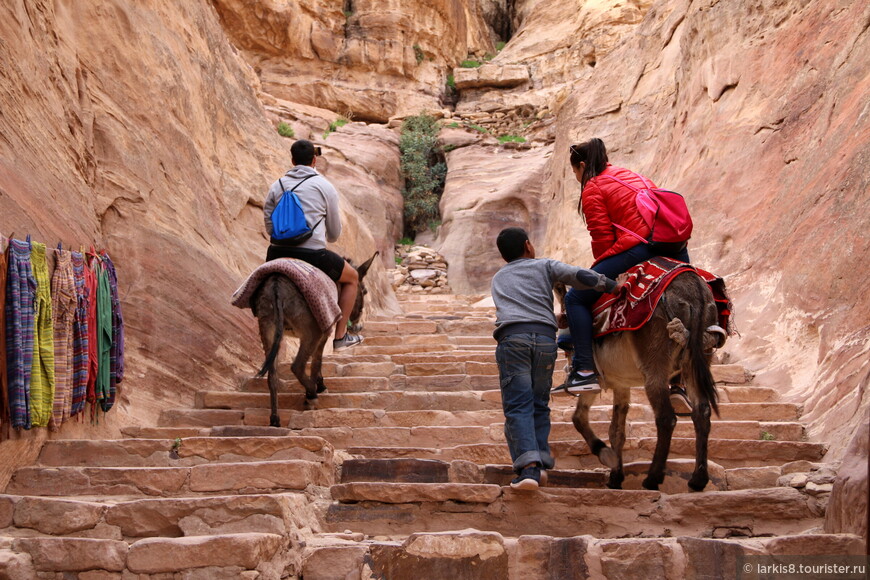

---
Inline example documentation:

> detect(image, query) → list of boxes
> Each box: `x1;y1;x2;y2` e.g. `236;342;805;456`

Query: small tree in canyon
399;114;447;238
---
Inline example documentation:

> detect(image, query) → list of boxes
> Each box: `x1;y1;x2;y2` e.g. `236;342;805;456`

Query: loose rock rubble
392;245;452;294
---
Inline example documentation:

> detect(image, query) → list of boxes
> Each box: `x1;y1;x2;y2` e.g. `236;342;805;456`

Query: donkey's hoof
688;477;709;492
269;416;281;428
305;392;318;401
641;478;660;491
598;447;619;469
316;382;327;394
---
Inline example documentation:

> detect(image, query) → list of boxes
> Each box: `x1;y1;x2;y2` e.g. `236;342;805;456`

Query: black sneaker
669;385;693;416
551;371;601;396
510;465;541;490
333;333;363;351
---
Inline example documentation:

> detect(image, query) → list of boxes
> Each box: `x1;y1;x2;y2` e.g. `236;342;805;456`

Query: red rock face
545;0;869;459
0;0;392;481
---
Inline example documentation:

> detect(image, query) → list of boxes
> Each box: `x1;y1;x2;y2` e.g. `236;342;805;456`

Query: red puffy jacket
580;164;652;265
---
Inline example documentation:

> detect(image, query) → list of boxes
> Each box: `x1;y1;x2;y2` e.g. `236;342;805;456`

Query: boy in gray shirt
491;227;619;489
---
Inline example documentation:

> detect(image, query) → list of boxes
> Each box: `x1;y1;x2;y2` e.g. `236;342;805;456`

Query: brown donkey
252;253;378;427
559;270;726;491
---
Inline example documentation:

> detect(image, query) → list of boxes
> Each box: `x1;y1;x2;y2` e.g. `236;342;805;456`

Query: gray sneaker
333;333;364;351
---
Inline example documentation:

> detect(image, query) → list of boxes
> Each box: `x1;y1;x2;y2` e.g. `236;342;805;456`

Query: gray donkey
252;253;378;427
557;270;726;491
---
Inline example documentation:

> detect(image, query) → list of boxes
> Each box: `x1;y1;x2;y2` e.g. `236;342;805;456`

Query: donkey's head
348;251;379;333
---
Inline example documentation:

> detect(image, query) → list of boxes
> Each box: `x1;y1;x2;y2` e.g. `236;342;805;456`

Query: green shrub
760;431;776;441
277;122;294;138
322;117;350;139
413;44;424;64
400;114;447;237
446;74;456;89
496;41;506;52
398;237;414;246
468;124;489;134
460;59;482;68
497;134;526;143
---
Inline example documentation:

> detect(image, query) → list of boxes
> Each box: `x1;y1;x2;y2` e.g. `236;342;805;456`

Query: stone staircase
0;294;863;578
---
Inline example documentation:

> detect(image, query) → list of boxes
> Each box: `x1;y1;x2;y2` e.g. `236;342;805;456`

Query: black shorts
266;246;346;281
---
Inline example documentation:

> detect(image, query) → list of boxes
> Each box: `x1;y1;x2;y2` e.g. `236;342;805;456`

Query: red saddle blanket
592;256;732;338
231;259;341;333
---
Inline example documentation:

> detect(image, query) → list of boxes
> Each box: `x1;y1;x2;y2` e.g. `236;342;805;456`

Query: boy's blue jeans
495;332;558;472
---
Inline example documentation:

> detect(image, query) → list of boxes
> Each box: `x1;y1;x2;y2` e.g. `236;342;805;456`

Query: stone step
322;485;824;538
352;344;457;355
290;419;806;449
0;492;314;539
337;457;796;494
341;437;826;470
5;532;288;575
286;408;806;441
363;320;439;335
301;531;865;579
4;459;332;497
191;390;803;421
36;436;333;467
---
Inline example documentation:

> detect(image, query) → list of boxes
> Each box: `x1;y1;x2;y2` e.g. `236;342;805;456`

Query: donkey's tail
257;276;285;378
686;273;719;416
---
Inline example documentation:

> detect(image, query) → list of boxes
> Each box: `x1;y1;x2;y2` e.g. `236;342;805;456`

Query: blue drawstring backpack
271;175;323;245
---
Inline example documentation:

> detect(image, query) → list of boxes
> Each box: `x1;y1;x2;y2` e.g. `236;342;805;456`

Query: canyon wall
0;0;397;481
540;0;869;461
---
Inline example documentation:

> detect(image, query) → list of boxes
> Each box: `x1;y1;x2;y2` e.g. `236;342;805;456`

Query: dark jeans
565;244;690;371
495;332;558;472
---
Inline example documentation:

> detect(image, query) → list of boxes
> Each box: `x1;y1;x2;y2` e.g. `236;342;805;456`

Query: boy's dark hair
291;139;318;166
497;227;529;262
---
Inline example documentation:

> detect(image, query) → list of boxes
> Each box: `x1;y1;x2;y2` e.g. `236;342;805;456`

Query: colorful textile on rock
29;241;56;428
50;248;76;428
5;239;36;429
232;258;341;333
101;252;124;412
592;256;732;337
70;251;89;417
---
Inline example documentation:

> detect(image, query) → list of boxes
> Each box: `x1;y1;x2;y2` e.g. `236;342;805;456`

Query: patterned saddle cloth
231;259;341;333
592;256;732;338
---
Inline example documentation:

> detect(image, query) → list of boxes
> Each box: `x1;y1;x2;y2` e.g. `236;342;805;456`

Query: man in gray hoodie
264;139;362;350
491;227;620;489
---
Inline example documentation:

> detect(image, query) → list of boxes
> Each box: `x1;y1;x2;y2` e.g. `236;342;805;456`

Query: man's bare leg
334;261;359;341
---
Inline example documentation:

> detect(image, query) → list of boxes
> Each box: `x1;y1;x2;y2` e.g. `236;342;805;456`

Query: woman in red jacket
554;138;690;400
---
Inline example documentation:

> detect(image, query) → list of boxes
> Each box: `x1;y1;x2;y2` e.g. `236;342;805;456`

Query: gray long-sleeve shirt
491;258;617;341
264;165;342;249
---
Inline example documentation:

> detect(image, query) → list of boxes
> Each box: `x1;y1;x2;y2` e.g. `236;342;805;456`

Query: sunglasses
569;144;580;155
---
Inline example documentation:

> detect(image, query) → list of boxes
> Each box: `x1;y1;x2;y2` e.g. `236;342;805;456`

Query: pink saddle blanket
231;259;341;333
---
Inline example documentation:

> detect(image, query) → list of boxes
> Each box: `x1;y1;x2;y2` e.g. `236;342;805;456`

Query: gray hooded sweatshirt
263;165;342;250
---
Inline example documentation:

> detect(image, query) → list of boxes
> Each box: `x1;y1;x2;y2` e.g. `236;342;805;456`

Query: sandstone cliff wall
542;0;869;460
0;0;394;482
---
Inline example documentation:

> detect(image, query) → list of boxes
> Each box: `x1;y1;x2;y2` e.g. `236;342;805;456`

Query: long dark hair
569;138;608;188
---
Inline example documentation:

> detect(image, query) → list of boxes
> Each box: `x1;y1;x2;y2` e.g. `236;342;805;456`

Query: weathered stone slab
370;530;508;579
6;466;189;497
13;497;106;535
302;544;369;580
13;537;127;572
126;533;284;573
341;458;450;484
598;538;677;580
331;482;502;504
725;466;782;490
158;409;245;427
189;460;326;492
711;364;754;384
106;495;290;538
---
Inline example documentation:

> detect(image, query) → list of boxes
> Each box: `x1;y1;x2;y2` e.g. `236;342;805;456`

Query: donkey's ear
357;251;379;279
